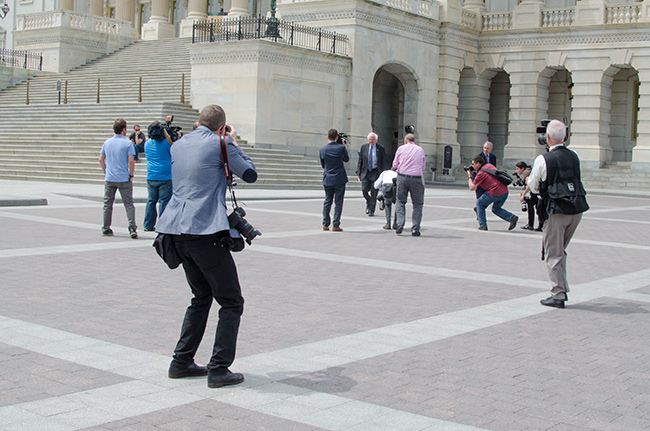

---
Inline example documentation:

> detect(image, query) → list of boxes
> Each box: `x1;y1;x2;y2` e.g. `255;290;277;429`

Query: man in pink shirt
467;156;518;231
392;133;426;236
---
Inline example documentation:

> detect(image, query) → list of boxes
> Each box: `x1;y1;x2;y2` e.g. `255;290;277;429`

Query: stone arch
603;65;639;163
371;62;419;160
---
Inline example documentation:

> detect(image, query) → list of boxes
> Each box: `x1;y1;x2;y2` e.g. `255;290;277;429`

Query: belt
398;173;421;179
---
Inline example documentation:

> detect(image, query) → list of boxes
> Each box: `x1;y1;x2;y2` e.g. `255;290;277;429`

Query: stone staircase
0;37;334;189
581;162;650;192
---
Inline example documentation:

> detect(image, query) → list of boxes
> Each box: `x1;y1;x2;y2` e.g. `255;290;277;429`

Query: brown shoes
323;226;329;231
332;227;343;232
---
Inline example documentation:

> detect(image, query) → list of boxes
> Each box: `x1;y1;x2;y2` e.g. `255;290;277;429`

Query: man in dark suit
473;141;497;199
320;129;349;231
356;132;386;216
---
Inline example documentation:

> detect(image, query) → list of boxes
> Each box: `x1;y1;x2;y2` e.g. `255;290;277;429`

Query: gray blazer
156;126;257;235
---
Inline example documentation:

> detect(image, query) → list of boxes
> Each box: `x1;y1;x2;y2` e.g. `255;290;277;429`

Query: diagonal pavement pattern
1;180;649;430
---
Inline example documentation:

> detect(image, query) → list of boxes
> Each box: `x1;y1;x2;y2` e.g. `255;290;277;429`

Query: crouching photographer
155;105;258;389
515;161;543;231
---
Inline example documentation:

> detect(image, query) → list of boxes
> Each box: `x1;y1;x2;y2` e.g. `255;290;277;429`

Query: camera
512;172;525;187
536;119;568;147
521;201;528;212
228;207;261;245
336;132;348;145
405;125;415;134
463;165;474;172
164;115;183;143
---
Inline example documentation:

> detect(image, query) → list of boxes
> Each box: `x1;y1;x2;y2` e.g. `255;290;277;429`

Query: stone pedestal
141;21;176;40
574;0;606;26
512;2;543;29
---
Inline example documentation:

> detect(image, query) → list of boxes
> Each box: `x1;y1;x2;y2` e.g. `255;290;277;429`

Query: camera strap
219;135;239;209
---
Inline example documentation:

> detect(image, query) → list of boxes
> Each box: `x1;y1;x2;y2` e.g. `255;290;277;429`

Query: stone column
632;63;650;167
564;68;611;168
89;0;104;16
229;0;250;17
503;70;549;163
142;0;175;40
435;46;464;179
181;0;209;37
115;0;135;23
60;0;74;11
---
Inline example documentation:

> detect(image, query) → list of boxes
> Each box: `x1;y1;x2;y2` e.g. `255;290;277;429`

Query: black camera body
228;207;261;245
463;165;474;172
337;132;348;145
536;119;568;147
164;115;183;143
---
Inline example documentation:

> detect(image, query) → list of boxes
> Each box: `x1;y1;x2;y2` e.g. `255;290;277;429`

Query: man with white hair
356;132;386;216
528;119;589;309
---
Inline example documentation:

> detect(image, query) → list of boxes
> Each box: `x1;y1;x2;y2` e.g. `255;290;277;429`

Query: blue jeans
476;192;514;227
144;179;172;230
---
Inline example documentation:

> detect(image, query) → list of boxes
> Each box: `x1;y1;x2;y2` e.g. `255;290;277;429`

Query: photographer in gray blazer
156;105;257;388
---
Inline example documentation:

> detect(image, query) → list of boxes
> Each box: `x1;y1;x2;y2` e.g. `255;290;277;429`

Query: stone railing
542;8;574;27
462;9;478;28
482;11;512;30
280;0;439;19
16;9;131;37
606;3;642;24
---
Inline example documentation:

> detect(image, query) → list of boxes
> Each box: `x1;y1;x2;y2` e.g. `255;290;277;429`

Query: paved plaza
1;179;649;431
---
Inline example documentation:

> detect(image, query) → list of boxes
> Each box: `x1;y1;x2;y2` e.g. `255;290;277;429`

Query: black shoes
207;370;245;388
395;226;403;234
521;225;534;231
102;228;114;236
540;296;565;309
478;225;488;231
168;362;209;379
508;215;519;230
129;226;138;239
534;226;543;232
144;228;156;232
411;230;421;237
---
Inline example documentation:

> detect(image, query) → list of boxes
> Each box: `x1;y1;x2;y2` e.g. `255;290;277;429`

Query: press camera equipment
228;206;261;245
164;115;183;143
337;132;349;145
405;125;415;134
536;119;568;147
463;164;474;172
521;201;528;212
512;172;526;187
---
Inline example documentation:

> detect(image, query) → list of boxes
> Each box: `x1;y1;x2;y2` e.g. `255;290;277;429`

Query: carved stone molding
480;29;650;50
192;50;351;76
14;35;107;50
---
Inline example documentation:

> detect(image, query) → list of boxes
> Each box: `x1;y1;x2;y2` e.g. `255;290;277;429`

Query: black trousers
171;232;244;373
361;168;380;212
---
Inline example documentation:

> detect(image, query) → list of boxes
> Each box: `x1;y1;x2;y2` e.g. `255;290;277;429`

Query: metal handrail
0;49;43;71
192;16;349;56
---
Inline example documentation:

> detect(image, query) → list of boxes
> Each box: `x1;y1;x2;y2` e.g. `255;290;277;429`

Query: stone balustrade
542;8;574;28
16;10;130;37
280;0;439;19
606;3;642;24
482;11;512;31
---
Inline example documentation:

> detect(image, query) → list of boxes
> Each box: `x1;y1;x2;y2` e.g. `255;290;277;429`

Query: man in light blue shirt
99;119;137;238
157;105;257;389
143;121;173;231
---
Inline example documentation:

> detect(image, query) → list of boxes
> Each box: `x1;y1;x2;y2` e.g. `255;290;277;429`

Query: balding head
199;105;226;133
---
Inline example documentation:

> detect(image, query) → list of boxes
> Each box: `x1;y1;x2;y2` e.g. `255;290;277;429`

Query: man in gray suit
320;129;349;231
156;105;257;388
356;132;386;216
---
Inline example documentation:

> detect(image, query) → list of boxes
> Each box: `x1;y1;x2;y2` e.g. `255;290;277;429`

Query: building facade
2;0;650;178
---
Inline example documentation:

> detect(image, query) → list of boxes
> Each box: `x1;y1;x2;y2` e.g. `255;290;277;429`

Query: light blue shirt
100;134;135;182
156;126;257;235
144;138;172;181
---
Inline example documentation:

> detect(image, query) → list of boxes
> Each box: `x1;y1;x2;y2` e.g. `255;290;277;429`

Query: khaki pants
543;213;582;300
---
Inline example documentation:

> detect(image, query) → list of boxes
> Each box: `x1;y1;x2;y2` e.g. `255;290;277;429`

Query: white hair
547;120;567;144
368;132;378;141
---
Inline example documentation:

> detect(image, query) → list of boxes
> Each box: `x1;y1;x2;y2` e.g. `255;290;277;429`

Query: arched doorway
609;67;639;163
371;63;419;162
538;68;573;145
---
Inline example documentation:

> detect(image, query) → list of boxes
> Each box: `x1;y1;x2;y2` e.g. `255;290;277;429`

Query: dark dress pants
171;233;244;372
361;169;380;213
323;184;345;228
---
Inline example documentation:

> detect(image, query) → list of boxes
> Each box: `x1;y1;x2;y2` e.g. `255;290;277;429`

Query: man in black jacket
529;120;589;309
356;132;386;216
320;129;350;231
